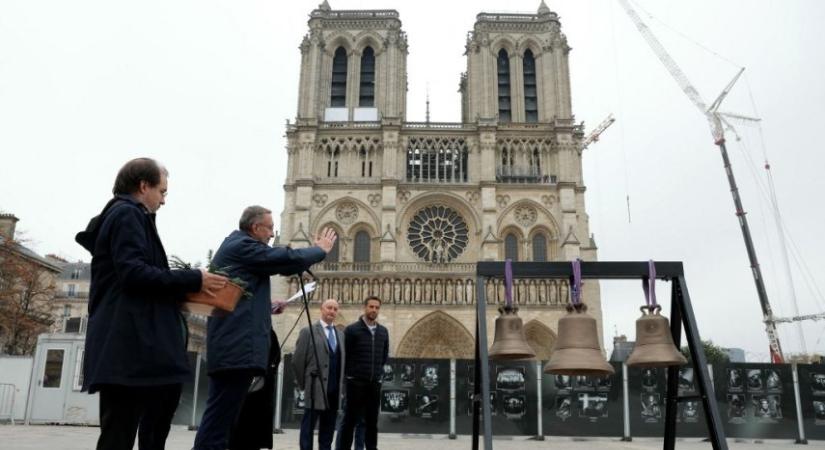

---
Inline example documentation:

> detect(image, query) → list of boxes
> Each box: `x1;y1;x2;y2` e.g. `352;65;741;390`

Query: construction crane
617;0;786;363
772;312;825;324
582;114;616;151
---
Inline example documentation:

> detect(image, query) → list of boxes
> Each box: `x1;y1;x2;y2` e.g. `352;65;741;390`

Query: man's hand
200;269;228;298
271;300;287;315
315;227;338;254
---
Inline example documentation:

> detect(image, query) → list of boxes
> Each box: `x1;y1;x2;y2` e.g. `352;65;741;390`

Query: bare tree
0;236;58;355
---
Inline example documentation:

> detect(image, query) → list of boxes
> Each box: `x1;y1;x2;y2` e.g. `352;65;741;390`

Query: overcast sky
1;0;823;361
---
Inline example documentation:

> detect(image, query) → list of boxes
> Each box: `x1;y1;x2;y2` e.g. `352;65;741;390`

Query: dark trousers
335;400;365;450
193;370;257;450
336;380;380;450
97;383;182;450
300;392;339;450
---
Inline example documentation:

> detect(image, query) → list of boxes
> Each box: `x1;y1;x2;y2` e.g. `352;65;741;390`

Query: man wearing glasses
194;206;336;450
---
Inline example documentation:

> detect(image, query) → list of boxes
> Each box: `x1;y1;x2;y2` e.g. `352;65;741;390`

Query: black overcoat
76;195;202;392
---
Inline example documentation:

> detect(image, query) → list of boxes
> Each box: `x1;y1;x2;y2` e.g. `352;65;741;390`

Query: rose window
407;205;469;263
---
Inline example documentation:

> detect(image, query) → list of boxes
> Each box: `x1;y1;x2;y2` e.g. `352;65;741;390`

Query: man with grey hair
194;206;336;450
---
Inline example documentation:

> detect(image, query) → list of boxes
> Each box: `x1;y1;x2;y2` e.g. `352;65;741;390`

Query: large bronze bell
544;303;614;376
489;305;536;360
626;305;687;367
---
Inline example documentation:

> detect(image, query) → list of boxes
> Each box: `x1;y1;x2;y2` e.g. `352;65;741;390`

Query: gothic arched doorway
396;311;474;358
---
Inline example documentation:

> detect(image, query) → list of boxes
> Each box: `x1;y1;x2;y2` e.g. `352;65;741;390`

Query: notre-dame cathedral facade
274;1;603;359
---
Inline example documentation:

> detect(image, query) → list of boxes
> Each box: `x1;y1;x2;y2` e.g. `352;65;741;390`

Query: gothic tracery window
331;47;348;107
407;205;469;263
353;230;370;270
504;233;519;261
532;234;547;262
497;49;511;122
523;49;538;122
359;46;375;107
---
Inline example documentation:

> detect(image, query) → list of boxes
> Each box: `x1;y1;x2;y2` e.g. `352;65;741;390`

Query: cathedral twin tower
276;1;603;359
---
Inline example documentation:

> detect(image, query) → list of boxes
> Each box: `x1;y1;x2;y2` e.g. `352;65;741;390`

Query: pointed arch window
331;47;348;107
504;233;519;261
497;49;511;122
523;49;538;122
327;147;340;177
322;237;340;270
532;234;547;262
353;230;371;270
359;47;375;107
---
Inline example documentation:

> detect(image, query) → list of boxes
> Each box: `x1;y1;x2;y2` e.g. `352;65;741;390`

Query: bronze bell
489;305;536;360
626;305;687;367
544;303;614;376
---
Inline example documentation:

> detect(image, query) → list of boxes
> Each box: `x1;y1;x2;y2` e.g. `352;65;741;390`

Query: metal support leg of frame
472;275;494;450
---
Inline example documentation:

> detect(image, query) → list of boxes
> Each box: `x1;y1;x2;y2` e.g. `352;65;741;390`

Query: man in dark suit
337;296;389;450
193;206;336;450
294;298;345;450
76;158;228;450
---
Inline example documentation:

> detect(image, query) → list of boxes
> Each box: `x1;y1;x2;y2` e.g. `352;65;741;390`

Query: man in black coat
337;296;389;450
76;158;228;450
193;206;336;450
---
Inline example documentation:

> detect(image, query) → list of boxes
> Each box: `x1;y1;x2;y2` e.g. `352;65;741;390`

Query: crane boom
617;0;786;363
771;312;825;324
582;114;616;150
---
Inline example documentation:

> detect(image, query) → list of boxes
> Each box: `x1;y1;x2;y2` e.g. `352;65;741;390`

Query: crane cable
608;0;632;223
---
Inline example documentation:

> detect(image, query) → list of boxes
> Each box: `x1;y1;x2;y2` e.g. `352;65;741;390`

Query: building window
73;349;84;391
63;304;71;317
42;349;64;388
360;147;373;177
322;237;340;271
497;49;511;122
406;137;469;183
67;284;76;297
523;49;538;123
353;231;371;270
407;205;470;263
359;46;375;107
331;47;348;107
532;234;547;262
327;148;340;177
65;317;82;333
504;233;519;261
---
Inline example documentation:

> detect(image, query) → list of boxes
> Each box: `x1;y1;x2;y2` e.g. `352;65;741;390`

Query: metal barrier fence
0;383;17;424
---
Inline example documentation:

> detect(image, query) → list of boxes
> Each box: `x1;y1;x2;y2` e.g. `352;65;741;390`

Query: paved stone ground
0;425;823;450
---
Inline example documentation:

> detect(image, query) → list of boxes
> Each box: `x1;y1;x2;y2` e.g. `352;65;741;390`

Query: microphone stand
298;270;330;414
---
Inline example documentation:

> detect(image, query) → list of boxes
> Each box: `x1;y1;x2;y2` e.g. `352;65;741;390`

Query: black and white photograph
381;389;410;415
640;393;661;421
502;394;527;419
812;373;825;394
678;367;695;393
751;395;782;422
496;367;526;391
727;394;747;423
595;375;612;391
293;388;306;414
555;396;572;421
641;368;658;390
466;391;497;416
814;400;825;424
415;394;439;418
728;368;744;392
575;375;594;390
554;374;572;392
381;363;394;383
679;400;699;422
578;393;609;419
400;363;415;385
746;369;763;391
765;369;782;392
420;364;439;389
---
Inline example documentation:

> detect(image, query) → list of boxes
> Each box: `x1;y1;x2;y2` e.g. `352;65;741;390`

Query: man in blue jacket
194;206;336;450
337;296;389;450
76;158;228;450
